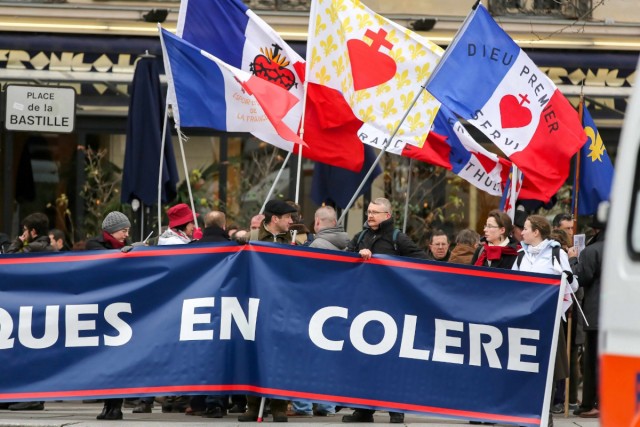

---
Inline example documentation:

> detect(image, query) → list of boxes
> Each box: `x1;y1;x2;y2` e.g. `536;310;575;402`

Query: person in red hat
158;203;199;245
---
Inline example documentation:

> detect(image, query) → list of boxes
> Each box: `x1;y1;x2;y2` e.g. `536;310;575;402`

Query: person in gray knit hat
102;211;131;234
85;211;131;252
83;210;132;420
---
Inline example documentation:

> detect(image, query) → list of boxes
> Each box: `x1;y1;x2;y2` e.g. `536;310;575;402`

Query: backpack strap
552;245;561;266
356;230;366;247
392;229;399;252
517;246;563;270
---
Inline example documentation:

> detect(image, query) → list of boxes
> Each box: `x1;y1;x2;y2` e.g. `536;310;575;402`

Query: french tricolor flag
175;0;365;172
426;4;586;202
159;27;305;147
177;0;305;95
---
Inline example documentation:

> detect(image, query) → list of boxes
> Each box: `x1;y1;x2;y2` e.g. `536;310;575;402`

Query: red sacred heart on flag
251;55;296;91
499;94;532;128
347;28;397;91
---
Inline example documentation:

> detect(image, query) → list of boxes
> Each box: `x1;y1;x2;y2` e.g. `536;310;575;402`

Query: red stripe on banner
0;243;559;286
244;245;560;286
0;384;539;425
0;245;243;265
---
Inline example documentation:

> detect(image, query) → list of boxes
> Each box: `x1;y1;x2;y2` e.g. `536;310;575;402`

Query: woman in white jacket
512;214;578;427
158;203;198;245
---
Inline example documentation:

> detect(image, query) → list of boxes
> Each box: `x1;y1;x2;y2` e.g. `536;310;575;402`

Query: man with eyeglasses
426;229;451;262
343;197;425;424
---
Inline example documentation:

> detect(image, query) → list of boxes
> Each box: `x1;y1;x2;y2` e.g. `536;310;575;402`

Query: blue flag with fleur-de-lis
573;102;614;215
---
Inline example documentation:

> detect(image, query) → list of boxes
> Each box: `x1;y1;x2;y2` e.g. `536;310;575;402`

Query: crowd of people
1;199;604;425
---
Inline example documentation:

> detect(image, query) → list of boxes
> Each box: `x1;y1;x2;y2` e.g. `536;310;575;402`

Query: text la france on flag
426;4;586;202
306;0;443;155
159;28;305;147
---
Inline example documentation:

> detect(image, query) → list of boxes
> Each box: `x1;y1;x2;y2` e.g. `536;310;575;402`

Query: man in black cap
237;199;297;423
247;199;298;245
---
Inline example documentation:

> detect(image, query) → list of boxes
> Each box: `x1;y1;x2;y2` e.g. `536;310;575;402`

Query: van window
630;144;640;255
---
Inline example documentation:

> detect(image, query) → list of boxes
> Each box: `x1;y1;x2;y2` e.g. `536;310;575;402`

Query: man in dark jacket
238;199;297;423
346;197;426;261
198;210;229;243
426;229;451;262
7;212;55;254
343;198;425;424
568;218;604;419
5;212;53;411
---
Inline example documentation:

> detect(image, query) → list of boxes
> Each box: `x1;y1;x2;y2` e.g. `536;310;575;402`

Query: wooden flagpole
564;81;585;417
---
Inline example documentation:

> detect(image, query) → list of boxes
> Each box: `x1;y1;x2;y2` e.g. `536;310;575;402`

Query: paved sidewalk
0;401;599;426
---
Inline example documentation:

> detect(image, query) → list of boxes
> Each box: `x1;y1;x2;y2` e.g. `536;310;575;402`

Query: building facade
0;0;637;245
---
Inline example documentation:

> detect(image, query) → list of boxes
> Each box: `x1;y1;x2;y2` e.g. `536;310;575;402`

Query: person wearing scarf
84;210;132;420
158;203;199;245
471;209;519;269
85;211;131;252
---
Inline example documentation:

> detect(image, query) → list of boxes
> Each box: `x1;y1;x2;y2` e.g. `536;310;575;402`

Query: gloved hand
121;241;147;253
193;227;203;240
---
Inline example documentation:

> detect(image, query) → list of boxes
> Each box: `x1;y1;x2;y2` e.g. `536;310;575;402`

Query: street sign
4;85;76;133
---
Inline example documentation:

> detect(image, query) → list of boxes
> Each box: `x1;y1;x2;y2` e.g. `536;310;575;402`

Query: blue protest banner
0;242;562;426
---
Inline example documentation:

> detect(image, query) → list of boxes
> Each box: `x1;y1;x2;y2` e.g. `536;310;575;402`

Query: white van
600;57;640;427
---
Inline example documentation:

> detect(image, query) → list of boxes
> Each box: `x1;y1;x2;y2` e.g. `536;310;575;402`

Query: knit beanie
102;211;131;234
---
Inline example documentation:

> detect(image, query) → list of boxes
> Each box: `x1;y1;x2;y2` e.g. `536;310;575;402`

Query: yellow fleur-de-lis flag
306;0;443;154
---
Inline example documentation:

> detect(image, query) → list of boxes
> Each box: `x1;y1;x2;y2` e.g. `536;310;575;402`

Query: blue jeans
291;400;335;414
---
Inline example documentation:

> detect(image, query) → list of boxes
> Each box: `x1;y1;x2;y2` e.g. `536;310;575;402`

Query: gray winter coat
309;226;349;251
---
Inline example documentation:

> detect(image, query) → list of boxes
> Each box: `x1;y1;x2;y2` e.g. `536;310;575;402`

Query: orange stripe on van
600;354;640;427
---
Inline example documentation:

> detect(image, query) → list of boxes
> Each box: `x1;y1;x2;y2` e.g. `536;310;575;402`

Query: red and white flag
306;0;443;159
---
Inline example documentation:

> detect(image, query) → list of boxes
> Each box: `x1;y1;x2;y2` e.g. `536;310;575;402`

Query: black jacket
470;239;519;269
570;230;604;330
197;225;230;243
347;219;426;259
85;234;129;251
7;235;55;254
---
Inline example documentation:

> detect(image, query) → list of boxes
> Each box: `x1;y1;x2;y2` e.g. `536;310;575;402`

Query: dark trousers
580;330;599;409
246;395;287;415
105;398;123;409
